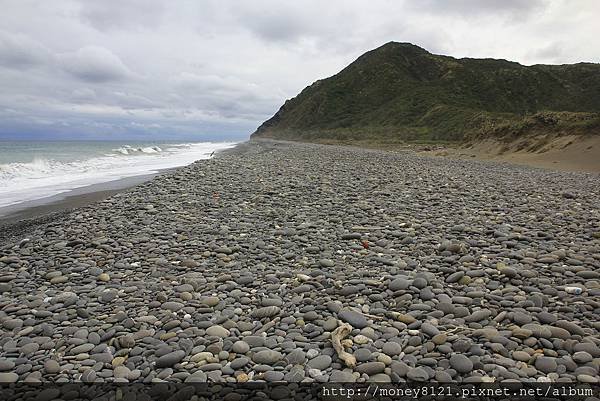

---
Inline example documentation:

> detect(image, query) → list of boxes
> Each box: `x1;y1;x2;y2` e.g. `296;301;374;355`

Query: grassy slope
252;42;600;142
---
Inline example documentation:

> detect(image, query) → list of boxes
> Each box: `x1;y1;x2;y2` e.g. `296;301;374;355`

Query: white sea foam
0;142;237;209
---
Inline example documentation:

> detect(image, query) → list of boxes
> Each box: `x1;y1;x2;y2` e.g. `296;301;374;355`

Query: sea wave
112;145;163;155
0;141;237;209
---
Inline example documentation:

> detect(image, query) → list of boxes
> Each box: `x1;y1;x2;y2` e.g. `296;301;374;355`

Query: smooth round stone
446;271;465;283
330;370;356;382
536;312;557;324
412;277;428;289
573;343;600;357
369;373;392;382
354;348;372;362
232;341;250;354
389;278;410;291
0;372;19;383
377;354;392;365
191;352;214;363
577;374;599;383
453;340;473;353
198;296;220;307
81;369;96;383
432;333;447;345
162;301;184;312
512;312;532;325
44;360;61;374
286;349;306;365
155;350;185;368
307;355;332;370
0;359;15;371
535;357;557;373
119;335;135;348
206;325;230;338
319;259;335;267
3;319;23;330
466;309;491;322
74;329;89;340
50;276;68;284
337;309;368;329
230;357;249;369
252;350;283;365
450;354;473;373
512;351;531;362
382;342;403;356
406;367;429;381
356;362;385;375
420;322;439;337
306;349;319;359
572;352;593;363
354;335;369;345
262;298;283;307
322;318;338;332
498;265;518;278
97;273;110;282
264;371;285;382
242;336;265;348
251;306;281;319
199;363;222;372
435;370;453;382
555;320;584;336
113;366;131;379
69;343;94;355
21;343;39;355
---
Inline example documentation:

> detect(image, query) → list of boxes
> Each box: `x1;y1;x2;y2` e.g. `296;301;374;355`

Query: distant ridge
252;42;600;143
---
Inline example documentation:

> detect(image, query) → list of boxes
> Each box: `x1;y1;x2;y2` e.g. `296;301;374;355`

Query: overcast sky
0;0;598;141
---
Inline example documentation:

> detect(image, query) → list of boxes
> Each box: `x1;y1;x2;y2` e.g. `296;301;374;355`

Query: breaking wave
0;142;237;209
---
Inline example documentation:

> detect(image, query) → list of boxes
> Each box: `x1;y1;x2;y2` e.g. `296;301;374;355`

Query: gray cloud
59;46;133;82
0;30;52;68
78;0;166;32
405;0;547;19
0;0;598;140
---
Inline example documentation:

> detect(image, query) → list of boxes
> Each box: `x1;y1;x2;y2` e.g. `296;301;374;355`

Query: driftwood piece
331;321;357;368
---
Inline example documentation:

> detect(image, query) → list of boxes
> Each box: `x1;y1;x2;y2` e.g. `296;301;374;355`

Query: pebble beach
0;139;599;384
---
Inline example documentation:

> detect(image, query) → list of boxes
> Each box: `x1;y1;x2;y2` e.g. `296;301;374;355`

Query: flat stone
535;357;557;373
450;354;473;373
251;306;281;319
232;341;250;354
0;372;18;383
155;350;185;368
389;278;411;291
162;301;184;312
406;367;429;381
356;362;385;376
338;309;368;329
382;342;403;356
252;350;283;365
307;355;332;370
330;370;356;382
205;325;230;338
0;359;15;371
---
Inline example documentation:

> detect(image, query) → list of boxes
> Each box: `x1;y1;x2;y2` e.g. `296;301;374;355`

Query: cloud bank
0;0;598;140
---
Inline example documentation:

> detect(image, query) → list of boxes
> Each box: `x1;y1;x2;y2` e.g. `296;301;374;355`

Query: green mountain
251;42;600;143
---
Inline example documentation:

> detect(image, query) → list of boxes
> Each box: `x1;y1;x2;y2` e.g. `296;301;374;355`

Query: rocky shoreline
0;139;599;384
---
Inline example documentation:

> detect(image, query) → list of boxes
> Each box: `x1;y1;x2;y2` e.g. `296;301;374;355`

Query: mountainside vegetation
251;42;600;143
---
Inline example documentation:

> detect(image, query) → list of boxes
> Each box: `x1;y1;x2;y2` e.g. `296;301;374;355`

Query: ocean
0;140;237;210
